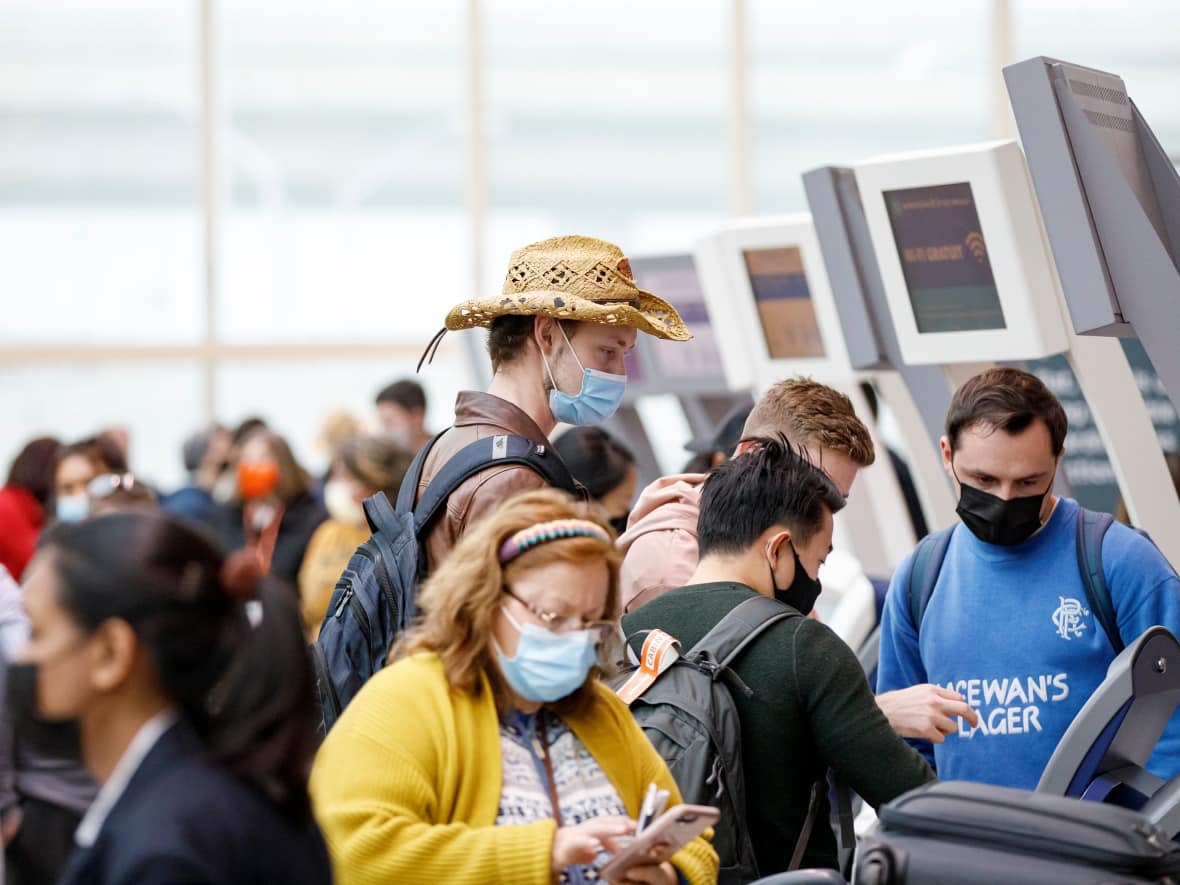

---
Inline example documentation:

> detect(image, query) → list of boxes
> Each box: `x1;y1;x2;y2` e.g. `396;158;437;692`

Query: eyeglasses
87;473;142;499
502;586;616;643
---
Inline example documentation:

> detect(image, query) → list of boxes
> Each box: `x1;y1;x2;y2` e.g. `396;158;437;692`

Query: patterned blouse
497;709;628;884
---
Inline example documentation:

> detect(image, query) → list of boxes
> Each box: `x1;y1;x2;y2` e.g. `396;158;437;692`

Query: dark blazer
59;722;332;885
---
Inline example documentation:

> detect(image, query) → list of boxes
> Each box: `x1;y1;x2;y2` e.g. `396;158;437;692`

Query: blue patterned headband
498;519;612;565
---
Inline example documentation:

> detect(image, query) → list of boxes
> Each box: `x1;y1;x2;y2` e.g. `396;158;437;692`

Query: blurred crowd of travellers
0;234;1178;885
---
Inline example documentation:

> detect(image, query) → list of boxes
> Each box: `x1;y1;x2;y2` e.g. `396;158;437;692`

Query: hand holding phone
597;804;719;882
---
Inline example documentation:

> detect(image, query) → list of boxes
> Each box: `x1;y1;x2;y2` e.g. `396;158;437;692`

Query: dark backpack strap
789;778;828;871
358;430;449;545
687;595;799;669
392;430;448;515
362;491;401;538
831;772;856;877
412;434;577;536
907;526;955;632
1076;507;1124;654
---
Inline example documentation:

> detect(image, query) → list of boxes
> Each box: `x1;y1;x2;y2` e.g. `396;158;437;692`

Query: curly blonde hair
395;488;621;713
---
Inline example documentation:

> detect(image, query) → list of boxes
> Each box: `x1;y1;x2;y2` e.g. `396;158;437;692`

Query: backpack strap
687;595;799;670
392;430;448;515
832;774;857;878
360;430;448;541
906;526;955;632
1075;507;1124;654
362;490;402;538
789;778;828;871
412;434;577;537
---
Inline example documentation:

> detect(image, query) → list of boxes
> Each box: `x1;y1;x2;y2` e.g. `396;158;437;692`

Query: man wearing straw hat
417;234;690;573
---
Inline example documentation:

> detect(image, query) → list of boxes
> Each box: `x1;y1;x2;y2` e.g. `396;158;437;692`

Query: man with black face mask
878;367;1180;791
623;437;934;873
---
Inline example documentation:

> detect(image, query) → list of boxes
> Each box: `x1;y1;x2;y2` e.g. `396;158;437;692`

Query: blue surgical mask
543;325;626;426
494;606;599;703
56;495;89;523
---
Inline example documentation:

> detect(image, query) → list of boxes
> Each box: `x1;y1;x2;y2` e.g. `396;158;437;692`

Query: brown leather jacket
417;391;555;573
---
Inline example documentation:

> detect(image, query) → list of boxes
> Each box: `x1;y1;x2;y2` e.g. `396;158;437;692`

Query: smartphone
597;804;720;882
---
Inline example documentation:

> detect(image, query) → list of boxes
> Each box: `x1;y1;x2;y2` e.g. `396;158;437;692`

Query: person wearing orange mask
205;429;326;587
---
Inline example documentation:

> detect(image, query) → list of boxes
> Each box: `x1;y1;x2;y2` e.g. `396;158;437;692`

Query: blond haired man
619;376;979;744
619;378;872;612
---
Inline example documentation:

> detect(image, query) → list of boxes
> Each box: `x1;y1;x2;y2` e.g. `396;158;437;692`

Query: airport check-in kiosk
803;166;958;533
1005;57;1180;421
853;140;1180;569
602;254;752;488
1038;626;1180;838
693;213;918;584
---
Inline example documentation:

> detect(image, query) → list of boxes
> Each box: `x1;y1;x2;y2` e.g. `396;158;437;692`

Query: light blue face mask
543;325;626;426
55;495;89;524
494;606;599;703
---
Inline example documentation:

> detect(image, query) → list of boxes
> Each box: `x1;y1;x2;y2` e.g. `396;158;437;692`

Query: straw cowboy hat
444;235;692;342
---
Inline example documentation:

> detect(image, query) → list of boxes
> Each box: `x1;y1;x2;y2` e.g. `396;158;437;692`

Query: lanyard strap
536;715;564;827
243;500;284;574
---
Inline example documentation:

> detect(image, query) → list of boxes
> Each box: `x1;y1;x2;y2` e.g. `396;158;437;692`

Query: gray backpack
618;595;823;884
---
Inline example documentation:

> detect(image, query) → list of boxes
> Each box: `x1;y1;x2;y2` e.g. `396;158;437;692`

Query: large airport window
630;255;725;383
217;1;468;345
0;1;200;346
484;0;727;287
883;182;1006;333
742;246;826;359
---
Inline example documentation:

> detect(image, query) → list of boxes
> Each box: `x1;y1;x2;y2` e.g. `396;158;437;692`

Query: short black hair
698;436;845;557
551;427;635;500
375;379;427;413
946;367;1067;455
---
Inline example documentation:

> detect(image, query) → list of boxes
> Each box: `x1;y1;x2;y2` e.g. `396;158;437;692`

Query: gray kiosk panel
629;254;733;398
1038;626;1180;835
803;165;952;446
1005;56;1180;416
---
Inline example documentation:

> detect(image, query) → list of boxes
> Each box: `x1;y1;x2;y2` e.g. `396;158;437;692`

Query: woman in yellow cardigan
310;489;718;885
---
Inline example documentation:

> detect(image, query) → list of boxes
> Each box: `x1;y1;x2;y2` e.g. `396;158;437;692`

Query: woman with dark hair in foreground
11;511;331;884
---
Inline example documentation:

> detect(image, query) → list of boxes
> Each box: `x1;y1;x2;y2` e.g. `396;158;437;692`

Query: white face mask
324;480;365;526
383;424;413;450
212;471;238;504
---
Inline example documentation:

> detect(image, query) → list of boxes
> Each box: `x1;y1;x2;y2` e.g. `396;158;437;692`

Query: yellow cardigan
310;652;719;885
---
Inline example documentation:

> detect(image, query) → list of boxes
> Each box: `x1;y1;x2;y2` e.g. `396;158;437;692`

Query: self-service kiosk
803;166;958;533
852;139;1180;568
1005;57;1180;420
603;253;752;489
693;214;918;585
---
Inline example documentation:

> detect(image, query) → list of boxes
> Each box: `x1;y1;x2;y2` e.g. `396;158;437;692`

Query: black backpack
616;595;823;884
310;432;576;734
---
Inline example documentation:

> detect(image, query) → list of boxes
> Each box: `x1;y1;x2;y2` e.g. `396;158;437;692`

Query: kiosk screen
630;255;724;381
884;182;1007;333
742;246;826;359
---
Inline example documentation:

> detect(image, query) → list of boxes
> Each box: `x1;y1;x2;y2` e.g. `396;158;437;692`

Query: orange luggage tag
616;629;681;705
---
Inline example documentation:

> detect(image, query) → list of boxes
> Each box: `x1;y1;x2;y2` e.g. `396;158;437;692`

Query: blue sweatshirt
878;496;1180;790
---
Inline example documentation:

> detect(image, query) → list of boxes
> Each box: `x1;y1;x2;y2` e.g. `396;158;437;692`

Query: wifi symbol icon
965;231;987;263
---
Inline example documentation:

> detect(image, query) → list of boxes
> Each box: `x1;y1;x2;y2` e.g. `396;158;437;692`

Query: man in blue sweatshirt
877;367;1180;789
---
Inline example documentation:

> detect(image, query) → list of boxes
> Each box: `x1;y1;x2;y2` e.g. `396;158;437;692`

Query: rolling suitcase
855;781;1180;884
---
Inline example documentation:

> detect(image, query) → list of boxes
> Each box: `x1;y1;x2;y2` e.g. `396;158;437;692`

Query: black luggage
855;781;1180;884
